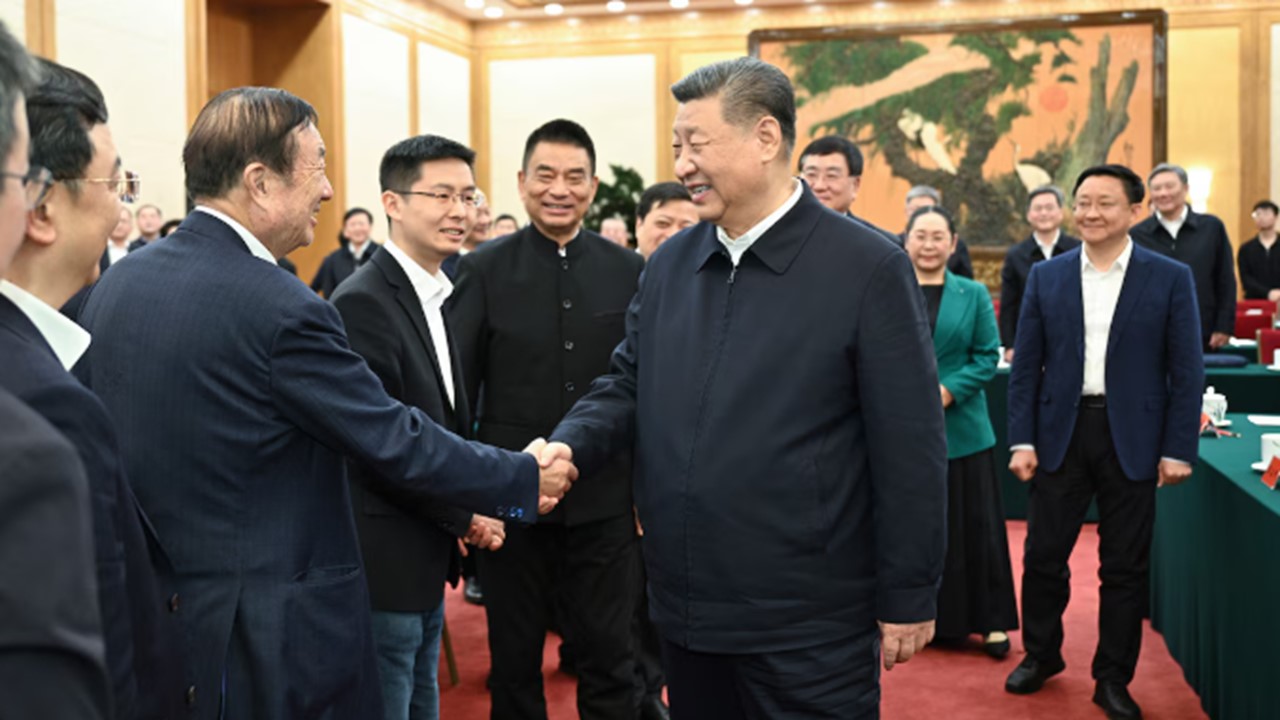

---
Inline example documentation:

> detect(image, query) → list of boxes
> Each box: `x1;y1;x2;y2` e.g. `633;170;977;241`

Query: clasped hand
524;438;578;514
879;620;935;671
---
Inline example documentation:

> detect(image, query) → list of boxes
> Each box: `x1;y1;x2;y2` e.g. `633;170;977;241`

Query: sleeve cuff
1160;456;1191;467
877;585;939;624
1010;444;1035;452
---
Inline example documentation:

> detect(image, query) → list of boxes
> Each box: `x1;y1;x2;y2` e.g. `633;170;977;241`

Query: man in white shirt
1006;164;1203;719
330;134;506;720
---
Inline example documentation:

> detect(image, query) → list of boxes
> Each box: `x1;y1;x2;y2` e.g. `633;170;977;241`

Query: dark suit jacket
1237;236;1280;299
0;295;186;719
551;187;947;654
0;388;109;719
126;237;156;253
331;247;474;612
1008;243;1204;481
847;211;898;245
450;225;645;527
76;210;539;720
441;251;460;280
1132;207;1236;345
311;242;374;298
999;232;1082;347
277;256;298;275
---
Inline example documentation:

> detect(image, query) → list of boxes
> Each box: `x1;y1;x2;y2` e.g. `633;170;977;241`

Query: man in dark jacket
548;58;947;719
999;185;1081;361
1238;199;1280;301
1132;163;1236;350
449;119;645;720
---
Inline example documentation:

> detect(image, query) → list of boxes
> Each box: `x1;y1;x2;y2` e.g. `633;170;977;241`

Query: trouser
370;604;446;720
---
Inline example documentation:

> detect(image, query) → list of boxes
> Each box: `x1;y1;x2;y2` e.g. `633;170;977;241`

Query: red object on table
1258;329;1280;366
1235;311;1274;340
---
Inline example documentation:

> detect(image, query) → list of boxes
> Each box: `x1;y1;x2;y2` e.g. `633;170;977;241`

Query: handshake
524;438;577;514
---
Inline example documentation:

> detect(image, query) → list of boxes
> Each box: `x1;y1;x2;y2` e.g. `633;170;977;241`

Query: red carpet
439;521;1206;719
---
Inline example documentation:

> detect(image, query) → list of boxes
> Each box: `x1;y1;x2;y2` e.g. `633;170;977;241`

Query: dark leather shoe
463;577;483;606
1093;681;1142;719
639;694;670;720
1004;656;1065;694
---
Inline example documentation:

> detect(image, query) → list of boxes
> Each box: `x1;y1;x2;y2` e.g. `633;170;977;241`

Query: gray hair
905;185;942;206
671;57;796;154
1027;185;1065;209
1148;163;1188;187
0;21;37;162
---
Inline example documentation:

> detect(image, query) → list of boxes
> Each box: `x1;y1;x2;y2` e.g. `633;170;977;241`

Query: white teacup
1262;434;1280;465
1202;390;1227;425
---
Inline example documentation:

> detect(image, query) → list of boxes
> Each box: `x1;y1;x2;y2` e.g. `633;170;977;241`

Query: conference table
1149;413;1280;720
985;363;1280;518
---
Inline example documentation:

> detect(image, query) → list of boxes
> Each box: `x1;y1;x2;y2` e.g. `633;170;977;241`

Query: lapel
932;270;967;353
0;294;58;364
1064;249;1085;364
372;248;454;420
1106;243;1153;361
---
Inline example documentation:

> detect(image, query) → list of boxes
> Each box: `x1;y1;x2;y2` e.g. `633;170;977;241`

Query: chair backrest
1259;328;1280;366
1238;299;1278;315
1235;311;1274;339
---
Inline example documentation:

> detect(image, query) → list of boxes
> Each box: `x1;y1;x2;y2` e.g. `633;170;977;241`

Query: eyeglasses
0;165;54;209
63;170;140;203
392;189;480;208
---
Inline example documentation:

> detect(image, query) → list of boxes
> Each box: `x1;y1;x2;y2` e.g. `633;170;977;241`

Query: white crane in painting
1010;140;1052;191
897;109;958;175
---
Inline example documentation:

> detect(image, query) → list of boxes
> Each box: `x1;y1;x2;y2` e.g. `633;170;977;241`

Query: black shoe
1004;656;1065;694
639;694;670;720
1093;681;1142;719
463;577;483;606
982;637;1011;659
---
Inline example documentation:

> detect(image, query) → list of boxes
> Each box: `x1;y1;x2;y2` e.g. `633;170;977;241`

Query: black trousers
633;549;665;705
480;514;639;720
661;628;880;720
1021;404;1157;684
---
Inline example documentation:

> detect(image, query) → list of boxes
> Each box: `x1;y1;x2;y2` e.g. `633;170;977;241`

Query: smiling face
518;141;597;242
1026;191;1064;235
903;211;956;276
636;198;698;259
800;152;859;213
1148;170;1187;219
343;211;371;246
384;157;475;271
263;123;333;257
673;95;777;236
1073;175;1142;247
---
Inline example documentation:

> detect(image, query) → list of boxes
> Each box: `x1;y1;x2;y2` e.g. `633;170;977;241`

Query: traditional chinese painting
751;11;1166;248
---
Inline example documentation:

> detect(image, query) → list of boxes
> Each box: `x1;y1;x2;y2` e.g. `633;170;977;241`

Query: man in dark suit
635;181;697;260
76;87;576;720
332;134;505;719
128;203;163;250
0;23;108;717
547;58;947;719
1238;199;1280;301
1006;164;1203;719
999;185;1081;362
1132;163;1236;350
310;206;375;297
99;206;132;273
798;134;898;244
449;119;645;720
897;184;974;278
1;58;187;719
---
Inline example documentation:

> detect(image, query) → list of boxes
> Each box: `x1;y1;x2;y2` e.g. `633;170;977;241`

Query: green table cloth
1150;412;1280;719
986;364;1280;519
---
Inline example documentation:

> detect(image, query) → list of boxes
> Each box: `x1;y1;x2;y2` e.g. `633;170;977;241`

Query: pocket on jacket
284;565;366;714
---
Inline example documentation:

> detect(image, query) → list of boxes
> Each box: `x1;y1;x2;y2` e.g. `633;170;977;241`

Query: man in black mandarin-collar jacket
999;230;1080;353
449;120;645;720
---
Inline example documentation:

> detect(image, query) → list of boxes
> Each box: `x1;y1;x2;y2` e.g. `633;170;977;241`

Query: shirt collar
383;238;453;306
714;178;803;265
1081;236;1134;274
0;280;91;370
194;206;277;265
348;240;370;260
1033;229;1061;254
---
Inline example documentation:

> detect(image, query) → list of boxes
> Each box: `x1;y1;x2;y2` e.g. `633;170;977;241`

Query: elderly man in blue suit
1005;164;1203;720
546;57;948;719
76;87;577;720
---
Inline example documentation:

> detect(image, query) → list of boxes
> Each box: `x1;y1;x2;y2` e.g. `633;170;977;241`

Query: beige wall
1273;23;1280;201
486;53;656;225
341;11;410;243
56;0;187;224
417;41;470;147
0;0;23;42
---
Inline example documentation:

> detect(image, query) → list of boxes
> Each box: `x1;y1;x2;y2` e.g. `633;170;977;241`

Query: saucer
1253;461;1272;472
1266;365;1280;372
1213;419;1233;428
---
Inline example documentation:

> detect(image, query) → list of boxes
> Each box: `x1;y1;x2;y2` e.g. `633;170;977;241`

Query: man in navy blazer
1006;164;1203;719
547;58;947;719
76;87;575;720
0;58;187;719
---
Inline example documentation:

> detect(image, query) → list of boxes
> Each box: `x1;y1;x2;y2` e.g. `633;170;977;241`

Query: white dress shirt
1080;238;1133;396
1033;229;1061;261
0;280;91;370
715;179;803;267
1156;204;1188;240
195;205;277;265
383;238;456;409
106;240;130;266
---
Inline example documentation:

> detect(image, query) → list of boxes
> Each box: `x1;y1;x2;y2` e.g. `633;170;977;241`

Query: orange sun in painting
1039;84;1069;113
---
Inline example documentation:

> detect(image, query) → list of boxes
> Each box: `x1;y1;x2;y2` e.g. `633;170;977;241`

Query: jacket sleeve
998;250;1020;348
856;250;948;624
939;290;1000;404
270;297;539;523
1162;265;1206;463
1238;244;1270;299
1007;264;1046;448
548;266;644;479
1212;221;1238;334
